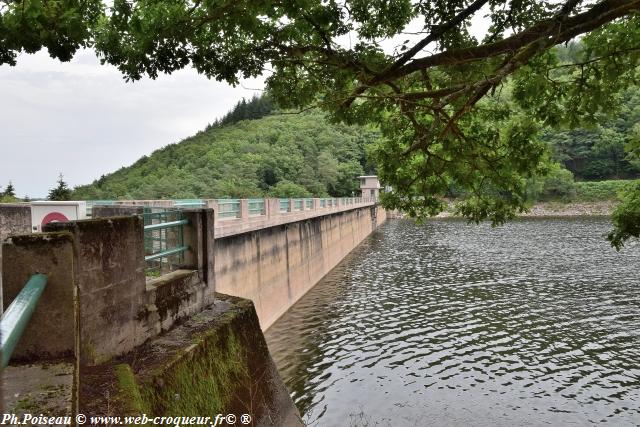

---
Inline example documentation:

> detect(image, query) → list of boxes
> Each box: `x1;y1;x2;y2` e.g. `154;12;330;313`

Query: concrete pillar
208;200;219;221
182;209;215;291
239;199;249;219
182;210;203;271
202;209;215;293
45;217;146;366
0;204;32;309
266;199;280;218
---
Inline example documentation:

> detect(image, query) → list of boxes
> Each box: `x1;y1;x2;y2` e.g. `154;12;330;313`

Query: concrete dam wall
0;199;386;421
215;205;387;329
0;200;386;330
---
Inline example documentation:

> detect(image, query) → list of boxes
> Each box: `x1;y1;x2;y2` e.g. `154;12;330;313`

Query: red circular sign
41;211;69;229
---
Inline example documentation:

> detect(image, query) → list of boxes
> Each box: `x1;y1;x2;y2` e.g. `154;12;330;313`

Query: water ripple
265;218;640;426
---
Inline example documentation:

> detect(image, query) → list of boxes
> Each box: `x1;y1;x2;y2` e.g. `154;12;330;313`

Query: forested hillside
73;83;639;202
543;86;640;181
73;108;378;199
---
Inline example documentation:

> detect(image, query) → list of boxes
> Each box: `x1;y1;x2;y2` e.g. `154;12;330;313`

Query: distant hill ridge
73;97;378;200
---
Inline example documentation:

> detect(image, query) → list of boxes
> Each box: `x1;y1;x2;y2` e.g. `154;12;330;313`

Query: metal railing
88;197;378;224
174;199;205;207
142;209;189;274
86;200;116;217
0;274;47;368
217;199;241;219
248;199;265;216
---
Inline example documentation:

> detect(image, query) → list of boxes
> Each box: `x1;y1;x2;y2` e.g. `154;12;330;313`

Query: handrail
248;199;265;216
142;210;189;272
174;202;205;207
217;199;241;218
0;274;48;368
145;246;189;262
144;219;189;232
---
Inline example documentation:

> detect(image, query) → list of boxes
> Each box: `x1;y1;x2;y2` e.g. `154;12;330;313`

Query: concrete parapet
214;198;378;238
0;204;31;238
1;209;217;368
91;198;378;238
92;205;144;217
1;232;76;360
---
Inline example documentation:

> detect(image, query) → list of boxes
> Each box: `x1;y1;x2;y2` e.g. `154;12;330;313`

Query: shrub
574;180;635;202
537;165;577;201
267;180;312;198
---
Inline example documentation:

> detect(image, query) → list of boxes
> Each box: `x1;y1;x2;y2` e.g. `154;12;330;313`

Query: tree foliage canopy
3;181;15;197
48;174;73;201
3;0;640;244
207;94;275;129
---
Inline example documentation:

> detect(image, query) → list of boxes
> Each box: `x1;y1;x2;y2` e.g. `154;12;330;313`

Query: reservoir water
264;218;640;426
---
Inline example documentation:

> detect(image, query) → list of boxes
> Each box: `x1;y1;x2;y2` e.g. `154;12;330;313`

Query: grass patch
574;180;636;202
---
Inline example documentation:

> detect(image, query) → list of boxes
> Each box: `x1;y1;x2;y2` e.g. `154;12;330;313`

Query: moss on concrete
81;294;303;426
140;328;247;415
114;364;149;414
7;231;74;247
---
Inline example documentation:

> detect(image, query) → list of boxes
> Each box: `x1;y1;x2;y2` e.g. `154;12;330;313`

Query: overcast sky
0;49;265;198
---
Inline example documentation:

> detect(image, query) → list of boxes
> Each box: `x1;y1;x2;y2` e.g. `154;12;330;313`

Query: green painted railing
279;199;290;212
217;199;241;218
305;198;313;209
144;219;189;232
248;199;265;216
293;199;303;211
145;246;189;261
142;210;188;274
86;200;116;217
1;274;47;368
174;199;205;207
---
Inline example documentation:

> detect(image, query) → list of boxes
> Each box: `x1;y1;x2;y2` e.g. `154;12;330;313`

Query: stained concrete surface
3;361;74;419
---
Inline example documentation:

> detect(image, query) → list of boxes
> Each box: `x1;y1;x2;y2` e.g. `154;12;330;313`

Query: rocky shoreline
426;200;617;219
520;201;616;217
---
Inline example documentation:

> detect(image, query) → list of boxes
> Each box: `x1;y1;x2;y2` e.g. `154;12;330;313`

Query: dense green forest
542;86;640;181
73;104;378;199
206;95;275;129
72;84;639;202
528;84;640;202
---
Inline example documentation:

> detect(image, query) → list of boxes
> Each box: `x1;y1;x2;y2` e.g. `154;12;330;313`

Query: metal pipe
143;219;189;232
1;274;48;368
145;246;189;261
